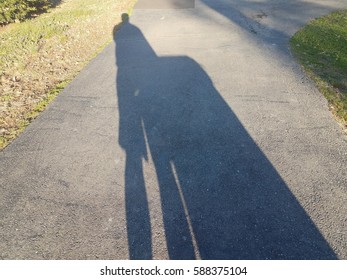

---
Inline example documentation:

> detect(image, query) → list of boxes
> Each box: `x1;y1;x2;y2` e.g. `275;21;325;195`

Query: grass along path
0;0;137;150
290;9;347;129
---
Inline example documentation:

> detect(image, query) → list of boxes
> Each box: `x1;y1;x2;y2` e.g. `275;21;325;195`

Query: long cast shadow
114;15;337;259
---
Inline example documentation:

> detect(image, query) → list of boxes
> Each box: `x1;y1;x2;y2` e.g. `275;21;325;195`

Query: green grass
290;9;347;124
0;7;93;70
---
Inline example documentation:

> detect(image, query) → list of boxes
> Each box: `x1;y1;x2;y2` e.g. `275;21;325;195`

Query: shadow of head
122;13;129;23
113;13;130;39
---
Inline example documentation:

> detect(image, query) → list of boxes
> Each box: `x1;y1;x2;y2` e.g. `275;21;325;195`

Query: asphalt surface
0;0;346;259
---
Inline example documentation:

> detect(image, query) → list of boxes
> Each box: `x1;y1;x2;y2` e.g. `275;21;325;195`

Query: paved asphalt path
1;0;347;259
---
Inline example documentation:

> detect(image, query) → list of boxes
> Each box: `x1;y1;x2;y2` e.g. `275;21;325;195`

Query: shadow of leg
152;152;196;259
125;153;152;259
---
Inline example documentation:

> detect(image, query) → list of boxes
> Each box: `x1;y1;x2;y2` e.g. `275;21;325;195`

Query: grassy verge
290;9;347;128
0;0;137;150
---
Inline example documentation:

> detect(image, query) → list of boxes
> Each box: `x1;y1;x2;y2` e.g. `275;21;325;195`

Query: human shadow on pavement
114;15;337;260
